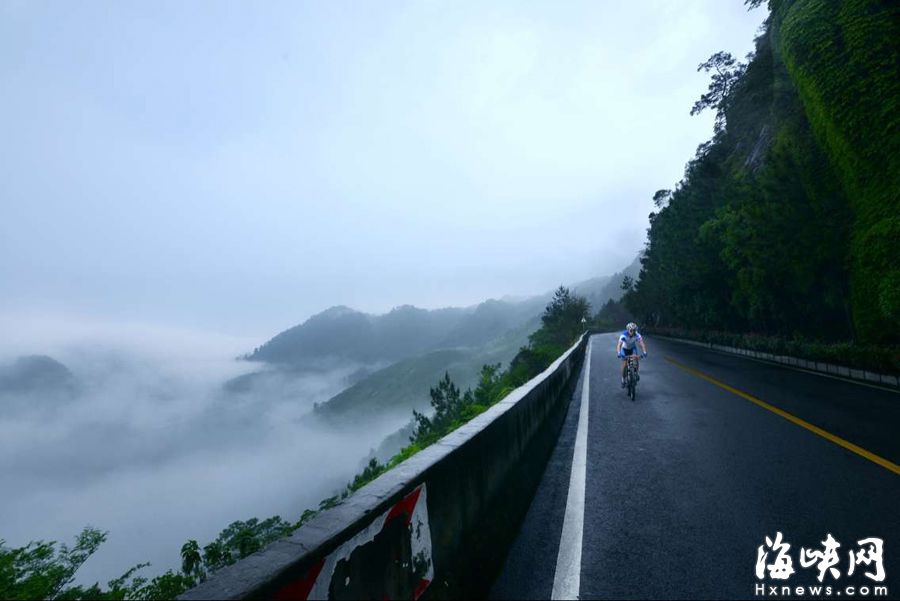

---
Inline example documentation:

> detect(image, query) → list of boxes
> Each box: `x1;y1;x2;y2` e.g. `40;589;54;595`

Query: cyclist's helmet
626;322;637;333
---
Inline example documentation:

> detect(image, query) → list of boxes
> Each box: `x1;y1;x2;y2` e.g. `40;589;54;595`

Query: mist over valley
0;265;637;585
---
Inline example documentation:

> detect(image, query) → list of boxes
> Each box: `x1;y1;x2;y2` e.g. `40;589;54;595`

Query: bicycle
624;355;640;400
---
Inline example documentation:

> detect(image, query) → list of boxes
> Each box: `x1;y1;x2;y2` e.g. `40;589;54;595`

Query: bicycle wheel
627;364;636;400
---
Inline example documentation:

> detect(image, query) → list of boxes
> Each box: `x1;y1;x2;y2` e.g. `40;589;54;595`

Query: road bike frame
625;354;640;400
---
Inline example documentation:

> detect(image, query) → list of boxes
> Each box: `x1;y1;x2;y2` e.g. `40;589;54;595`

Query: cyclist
616;322;648;388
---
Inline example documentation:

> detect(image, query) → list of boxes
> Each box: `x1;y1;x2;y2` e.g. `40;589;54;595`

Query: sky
0;0;766;338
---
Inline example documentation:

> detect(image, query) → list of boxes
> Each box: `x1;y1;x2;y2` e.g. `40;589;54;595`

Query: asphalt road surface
491;333;900;600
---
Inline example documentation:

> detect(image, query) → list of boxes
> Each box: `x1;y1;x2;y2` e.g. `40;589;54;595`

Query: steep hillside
772;0;899;340
629;0;898;343
237;259;637;424
436;298;546;348
572;255;641;310
310;315;539;426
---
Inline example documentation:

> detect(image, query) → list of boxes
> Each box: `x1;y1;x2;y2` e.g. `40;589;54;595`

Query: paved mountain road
491;333;900;599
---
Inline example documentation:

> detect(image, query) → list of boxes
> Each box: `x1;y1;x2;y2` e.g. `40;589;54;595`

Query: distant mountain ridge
0;355;78;394
0;355;81;413
246;256;641;368
570;255;641;311
246;304;472;366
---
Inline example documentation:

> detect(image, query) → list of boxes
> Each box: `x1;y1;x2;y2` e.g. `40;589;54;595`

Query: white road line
552;337;591;600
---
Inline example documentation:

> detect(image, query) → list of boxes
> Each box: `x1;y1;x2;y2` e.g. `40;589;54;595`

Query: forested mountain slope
245;305;470;366
245;261;638;369
629;0;898;344
311;315;538;425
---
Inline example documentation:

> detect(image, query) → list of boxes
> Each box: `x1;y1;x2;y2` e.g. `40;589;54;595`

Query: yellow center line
665;356;900;476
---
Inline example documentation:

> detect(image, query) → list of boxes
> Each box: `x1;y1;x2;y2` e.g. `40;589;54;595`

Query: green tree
412;372;464;445
472;363;503;406
529;286;591;349
690;51;748;133
180;540;203;580
0;527;107;600
626;2;894;345
593;299;634;330
0;527;203;600
652;189;672;208
347;458;387;493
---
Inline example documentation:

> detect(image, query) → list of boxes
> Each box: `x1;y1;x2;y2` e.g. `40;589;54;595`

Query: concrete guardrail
179;334;589;600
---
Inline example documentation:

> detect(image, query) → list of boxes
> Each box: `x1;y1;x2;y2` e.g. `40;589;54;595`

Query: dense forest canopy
628;0;899;344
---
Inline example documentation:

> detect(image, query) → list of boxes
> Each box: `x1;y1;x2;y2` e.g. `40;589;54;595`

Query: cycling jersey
619;331;643;351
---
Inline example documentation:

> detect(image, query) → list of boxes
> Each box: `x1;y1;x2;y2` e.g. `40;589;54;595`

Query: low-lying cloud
0;312;410;586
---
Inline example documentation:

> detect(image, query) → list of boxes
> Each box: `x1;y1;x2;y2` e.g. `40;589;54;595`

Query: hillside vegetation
244;263;637;370
628;0;899;346
245;304;469;365
260;267;637;423
0;287;591;601
311;316;538;424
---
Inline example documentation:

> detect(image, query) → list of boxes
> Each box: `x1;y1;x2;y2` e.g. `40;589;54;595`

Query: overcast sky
1;1;765;338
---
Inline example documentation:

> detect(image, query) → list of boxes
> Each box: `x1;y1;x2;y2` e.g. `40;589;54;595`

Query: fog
0;314;408;585
0;0;766;588
0;1;765;335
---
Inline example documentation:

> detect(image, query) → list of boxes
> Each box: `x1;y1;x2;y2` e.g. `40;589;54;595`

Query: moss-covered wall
774;0;900;340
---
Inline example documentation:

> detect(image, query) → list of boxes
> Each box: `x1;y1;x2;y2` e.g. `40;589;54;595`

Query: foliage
0;527;106;600
647;326;900;374
628;0;899;346
528;286;592;351
347;286;589;496
592;298;634;331
180;540;202;581
501;287;591;387
199;517;293;574
412;372;466;446
1;149;593;601
773;0;900;341
690;51;749;133
652;189;672;208
352;458;387;492
0;528;197;601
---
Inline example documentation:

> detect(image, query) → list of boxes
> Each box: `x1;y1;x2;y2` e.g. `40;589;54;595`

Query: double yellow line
665;357;900;476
